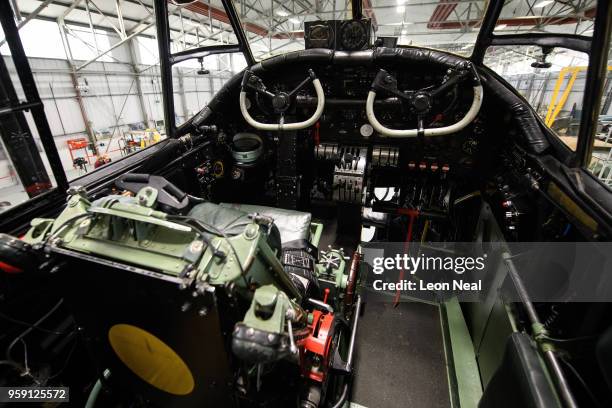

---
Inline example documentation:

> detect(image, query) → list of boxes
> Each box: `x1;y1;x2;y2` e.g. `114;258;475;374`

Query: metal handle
239;78;325;131
365;85;483;138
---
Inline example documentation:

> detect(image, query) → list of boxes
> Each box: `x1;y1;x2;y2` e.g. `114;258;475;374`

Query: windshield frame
152;0;612;171
473;1;612;169
152;0;255;139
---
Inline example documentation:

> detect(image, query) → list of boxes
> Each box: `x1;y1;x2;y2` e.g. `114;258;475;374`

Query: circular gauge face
360;123;374;137
309;24;333;48
340;21;368;51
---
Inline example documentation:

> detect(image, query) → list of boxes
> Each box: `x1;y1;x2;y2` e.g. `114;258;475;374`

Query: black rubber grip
163;183;187;202
121;173;150;183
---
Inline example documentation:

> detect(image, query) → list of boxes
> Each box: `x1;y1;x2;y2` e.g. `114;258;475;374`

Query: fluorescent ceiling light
289;17;300;24
495;24;507;30
396;0;405;4
534;0;554;8
396;6;405;12
276;10;289;16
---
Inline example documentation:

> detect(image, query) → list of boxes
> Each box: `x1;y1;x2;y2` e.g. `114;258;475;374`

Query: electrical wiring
6;299;65;363
559;356;603;408
168;215;247;279
0;311;73;335
544;334;596;343
47;332;79;380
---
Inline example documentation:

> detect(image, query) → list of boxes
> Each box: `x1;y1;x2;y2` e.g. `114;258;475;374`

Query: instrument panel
196;59;488;216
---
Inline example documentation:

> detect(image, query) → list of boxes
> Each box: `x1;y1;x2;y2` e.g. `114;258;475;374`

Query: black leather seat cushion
188;202;282;253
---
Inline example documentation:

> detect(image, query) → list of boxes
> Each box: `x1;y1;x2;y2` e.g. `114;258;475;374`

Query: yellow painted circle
108;324;195;395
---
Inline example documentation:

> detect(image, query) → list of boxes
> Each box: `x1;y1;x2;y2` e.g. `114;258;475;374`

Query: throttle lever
371;69;411;101
241;70;274;98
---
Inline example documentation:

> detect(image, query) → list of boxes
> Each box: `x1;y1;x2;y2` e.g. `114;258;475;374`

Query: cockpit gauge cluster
339;20;370;51
305;22;335;49
305;19;371;51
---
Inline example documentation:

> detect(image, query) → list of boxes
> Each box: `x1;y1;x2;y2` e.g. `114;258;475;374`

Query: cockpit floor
351;294;450;408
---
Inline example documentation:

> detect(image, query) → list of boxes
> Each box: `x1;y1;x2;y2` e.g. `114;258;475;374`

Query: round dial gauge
340;20;368;51
360;124;374;137
309;24;333;48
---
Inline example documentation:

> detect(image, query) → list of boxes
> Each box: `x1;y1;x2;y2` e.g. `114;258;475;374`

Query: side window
166;6;246;127
484;46;589;151
587;30;612;187
172;54;244;127
0;1;248;214
0;57;59;212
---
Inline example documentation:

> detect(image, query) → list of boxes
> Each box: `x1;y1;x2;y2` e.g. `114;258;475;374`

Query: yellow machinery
545;65;612;127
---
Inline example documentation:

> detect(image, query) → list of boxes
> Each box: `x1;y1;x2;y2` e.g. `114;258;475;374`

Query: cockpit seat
188;202;312;246
188;202;319;299
219;203;312;246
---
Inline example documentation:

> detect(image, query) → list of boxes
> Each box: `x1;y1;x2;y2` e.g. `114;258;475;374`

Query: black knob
412;93;431;114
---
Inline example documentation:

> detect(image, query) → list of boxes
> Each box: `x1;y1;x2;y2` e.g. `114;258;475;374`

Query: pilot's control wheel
239;69;325;131
366;63;483;138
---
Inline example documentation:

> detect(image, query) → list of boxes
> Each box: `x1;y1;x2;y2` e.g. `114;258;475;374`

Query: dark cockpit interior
2;1;612;408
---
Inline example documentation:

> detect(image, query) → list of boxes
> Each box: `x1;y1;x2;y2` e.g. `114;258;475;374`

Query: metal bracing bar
58;19;74;63
167;19;232;51
171;44;241;65
68;64;97;149
0;0;69;193
62;24;124;64
470;0;504;64
75;21;154;71
0;0;54;48
9;0;21;20
84;0;100;54
115;0;126;38
88;0;125;39
503;254;578;408
576;0;612;167
60;0;84;20
351;0;362;19
152;0;175;139
126;39;150;127
220;0;255;66
177;71;188;120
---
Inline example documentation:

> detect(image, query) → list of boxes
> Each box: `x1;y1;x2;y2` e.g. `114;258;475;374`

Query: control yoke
239;69;325;131
365;62;483;138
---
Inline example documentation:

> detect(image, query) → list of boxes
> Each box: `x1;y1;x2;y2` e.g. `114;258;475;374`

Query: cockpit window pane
484;46;589;151
586;28;612;187
167;1;238;54
495;0;596;37
231;0;488;60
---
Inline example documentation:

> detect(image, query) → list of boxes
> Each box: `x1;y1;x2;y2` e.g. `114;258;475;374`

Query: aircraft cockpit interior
1;1;612;407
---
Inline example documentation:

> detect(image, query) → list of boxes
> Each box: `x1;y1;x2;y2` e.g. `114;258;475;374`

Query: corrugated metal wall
0;55;233;186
